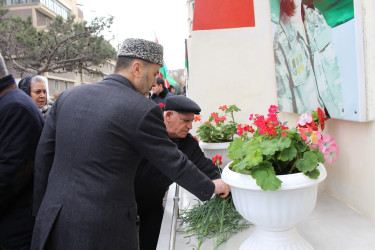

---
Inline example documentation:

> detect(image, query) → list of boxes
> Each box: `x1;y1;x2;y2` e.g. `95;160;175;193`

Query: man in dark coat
150;76;173;105
135;95;226;250
0;53;45;249
31;38;229;250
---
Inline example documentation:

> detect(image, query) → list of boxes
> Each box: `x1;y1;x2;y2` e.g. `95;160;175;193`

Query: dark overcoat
0;75;44;248
150;86;173;105
135;133;221;201
135;133;221;250
31;74;215;250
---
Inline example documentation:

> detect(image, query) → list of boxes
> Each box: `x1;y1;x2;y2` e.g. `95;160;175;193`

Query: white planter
199;141;231;168
221;163;327;250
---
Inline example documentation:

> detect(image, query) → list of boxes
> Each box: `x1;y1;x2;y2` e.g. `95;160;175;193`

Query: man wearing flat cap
31;38;229;250
135;95;229;250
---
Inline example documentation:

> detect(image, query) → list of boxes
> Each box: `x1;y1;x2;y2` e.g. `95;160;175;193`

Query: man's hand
212;179;231;198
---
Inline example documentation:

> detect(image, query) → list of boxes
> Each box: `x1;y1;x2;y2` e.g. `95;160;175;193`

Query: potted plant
194;104;240;167
221;105;338;250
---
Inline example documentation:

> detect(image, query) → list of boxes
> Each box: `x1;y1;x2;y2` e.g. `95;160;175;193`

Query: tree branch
41;32;90;73
0;52;8;78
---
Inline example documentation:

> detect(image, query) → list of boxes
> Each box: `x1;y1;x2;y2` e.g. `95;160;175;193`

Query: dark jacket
135;133;221;250
0;75;44;249
31;74;215;250
150;86;173;106
135;133;221;201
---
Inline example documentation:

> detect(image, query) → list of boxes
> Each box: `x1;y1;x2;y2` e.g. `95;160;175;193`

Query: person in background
181;85;186;96
168;84;175;95
18;75;51;119
135;95;228;250
0;54;44;250
150;76;173;105
31;38;229;250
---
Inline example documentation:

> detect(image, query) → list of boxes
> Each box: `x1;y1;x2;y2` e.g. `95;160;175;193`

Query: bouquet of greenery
228;105;338;191
194;105;241;143
178;154;250;250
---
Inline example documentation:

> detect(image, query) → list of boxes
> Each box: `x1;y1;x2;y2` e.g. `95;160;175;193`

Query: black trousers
137;191;166;250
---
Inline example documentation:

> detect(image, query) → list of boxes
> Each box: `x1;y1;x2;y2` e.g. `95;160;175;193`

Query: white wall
187;0;375;222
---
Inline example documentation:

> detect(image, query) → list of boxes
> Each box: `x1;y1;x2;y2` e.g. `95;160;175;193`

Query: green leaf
259;139;279;156
296;151;318;173
277;136;291;150
232;159;248;171
279;145;297;161
228;138;243;160
245;150;263;167
294;140;308;152
243;140;260;153
312;111;318;121
305;168;320;179
313;147;326;163
235;168;252;175
251;161;282;191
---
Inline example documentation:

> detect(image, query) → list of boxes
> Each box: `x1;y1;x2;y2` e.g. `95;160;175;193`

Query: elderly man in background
0;53;44;250
135;95;229;250
31;38;229;250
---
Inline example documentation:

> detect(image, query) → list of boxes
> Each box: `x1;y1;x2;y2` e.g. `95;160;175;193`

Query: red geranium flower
219;105;228;111
212;154;223;166
194;115;201;122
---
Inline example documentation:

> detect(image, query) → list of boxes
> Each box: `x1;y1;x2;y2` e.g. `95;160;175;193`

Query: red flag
193;0;255;31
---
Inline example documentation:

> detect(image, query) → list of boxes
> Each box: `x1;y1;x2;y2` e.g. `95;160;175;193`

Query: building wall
6;8;33;19
36;9;50;26
187;0;375;222
47;78;74;99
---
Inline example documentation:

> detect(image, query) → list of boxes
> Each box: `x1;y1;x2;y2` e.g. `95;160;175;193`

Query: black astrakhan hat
165;95;201;114
118;38;163;66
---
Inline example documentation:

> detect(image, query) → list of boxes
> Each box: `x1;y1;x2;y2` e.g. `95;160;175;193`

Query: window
54;80;58;90
40;0;69;19
64;81;68;90
4;0;37;5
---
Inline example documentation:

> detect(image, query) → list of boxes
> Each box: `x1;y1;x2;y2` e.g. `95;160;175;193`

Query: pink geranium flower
317;134;336;154
297;112;312;126
324;145;339;164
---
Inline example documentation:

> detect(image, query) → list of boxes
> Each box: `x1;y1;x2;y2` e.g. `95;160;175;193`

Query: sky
76;0;189;70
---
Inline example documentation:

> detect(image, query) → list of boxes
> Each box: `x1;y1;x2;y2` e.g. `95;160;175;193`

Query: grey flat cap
165;96;201;114
118;38;163;66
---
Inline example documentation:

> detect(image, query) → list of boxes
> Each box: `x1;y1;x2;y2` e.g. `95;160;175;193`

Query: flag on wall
270;0;354;28
155;36;170;88
193;0;255;31
185;39;189;76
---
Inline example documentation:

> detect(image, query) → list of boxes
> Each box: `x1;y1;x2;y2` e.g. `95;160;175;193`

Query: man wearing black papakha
135;95;228;250
31;38;230;250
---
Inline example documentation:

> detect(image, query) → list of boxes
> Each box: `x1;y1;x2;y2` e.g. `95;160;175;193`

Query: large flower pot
221;163;327;250
199;141;231;168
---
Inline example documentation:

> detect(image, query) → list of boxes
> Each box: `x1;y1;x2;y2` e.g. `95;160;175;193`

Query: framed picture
269;0;366;121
